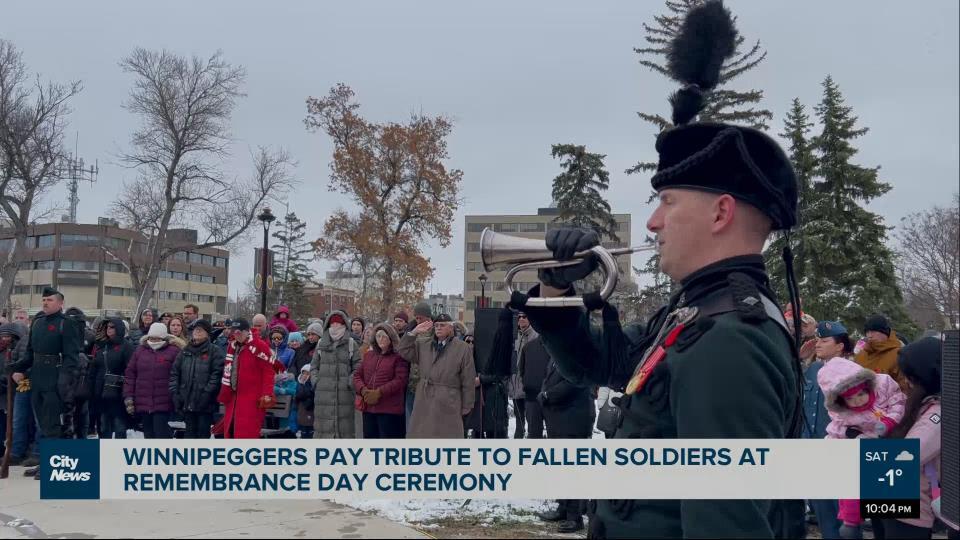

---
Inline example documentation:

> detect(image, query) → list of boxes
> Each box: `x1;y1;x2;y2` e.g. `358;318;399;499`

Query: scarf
329;324;347;342
221;336;281;391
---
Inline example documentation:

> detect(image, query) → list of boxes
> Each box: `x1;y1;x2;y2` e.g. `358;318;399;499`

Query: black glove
538;228;600;290
844;427;862;439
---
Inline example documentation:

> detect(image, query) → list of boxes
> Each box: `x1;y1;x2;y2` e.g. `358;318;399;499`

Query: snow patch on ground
342;498;552;526
347;400;614;527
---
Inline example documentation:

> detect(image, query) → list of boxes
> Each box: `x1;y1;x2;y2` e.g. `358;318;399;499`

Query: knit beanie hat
393;311;409;323
288;331;304;345
147;322;169;339
898;337;942;395
413;302;432;318
307;322;324;336
189;319;213;335
864;315;892;337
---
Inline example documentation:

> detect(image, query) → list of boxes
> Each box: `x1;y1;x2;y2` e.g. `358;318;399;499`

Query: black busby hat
651;0;798;230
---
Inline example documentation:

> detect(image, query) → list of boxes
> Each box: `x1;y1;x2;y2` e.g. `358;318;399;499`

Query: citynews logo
40;439;100;500
48;455;92;482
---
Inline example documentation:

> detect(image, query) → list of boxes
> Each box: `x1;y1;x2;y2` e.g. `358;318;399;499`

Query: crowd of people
795;310;946;539
0;289;949;537
0;294;600;533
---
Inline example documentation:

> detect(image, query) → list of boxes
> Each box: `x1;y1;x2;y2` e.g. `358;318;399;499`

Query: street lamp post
257;207;276;316
478;273;487;309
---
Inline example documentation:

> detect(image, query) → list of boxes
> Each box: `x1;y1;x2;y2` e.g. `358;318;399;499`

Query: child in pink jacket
817;357;907;538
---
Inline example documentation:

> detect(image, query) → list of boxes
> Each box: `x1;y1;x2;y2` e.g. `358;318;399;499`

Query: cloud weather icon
895;451;915;462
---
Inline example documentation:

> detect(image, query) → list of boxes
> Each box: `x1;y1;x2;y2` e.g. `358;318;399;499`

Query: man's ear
711;194;737;233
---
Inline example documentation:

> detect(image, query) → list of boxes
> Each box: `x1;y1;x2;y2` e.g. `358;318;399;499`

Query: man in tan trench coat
398;313;476;438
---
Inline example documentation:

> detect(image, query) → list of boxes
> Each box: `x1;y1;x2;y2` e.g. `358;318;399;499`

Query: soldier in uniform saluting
11;286;82;479
513;2;806;538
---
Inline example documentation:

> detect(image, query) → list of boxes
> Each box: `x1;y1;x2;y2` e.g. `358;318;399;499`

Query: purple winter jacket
123;337;181;413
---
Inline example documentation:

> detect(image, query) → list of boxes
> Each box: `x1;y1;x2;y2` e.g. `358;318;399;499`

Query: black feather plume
666;1;739;125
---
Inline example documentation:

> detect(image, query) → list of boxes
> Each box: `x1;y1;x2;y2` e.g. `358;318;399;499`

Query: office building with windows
0;222;229;319
422;293;465;322
463;207;632;328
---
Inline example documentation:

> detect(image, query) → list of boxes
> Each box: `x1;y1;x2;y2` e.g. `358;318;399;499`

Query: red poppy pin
47;324;57;332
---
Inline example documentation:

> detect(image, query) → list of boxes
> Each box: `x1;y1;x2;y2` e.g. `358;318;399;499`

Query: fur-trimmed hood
817;357;877;413
370;322;400;354
323;309;350;331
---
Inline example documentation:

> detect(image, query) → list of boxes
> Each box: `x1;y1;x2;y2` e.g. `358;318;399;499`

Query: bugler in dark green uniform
513;3;807;538
11;287;83;439
521;260;803;538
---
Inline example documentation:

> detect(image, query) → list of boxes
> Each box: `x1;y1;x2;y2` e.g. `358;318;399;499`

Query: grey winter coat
310;310;361;438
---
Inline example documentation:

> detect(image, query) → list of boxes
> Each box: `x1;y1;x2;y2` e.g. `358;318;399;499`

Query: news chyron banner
40;439;921;520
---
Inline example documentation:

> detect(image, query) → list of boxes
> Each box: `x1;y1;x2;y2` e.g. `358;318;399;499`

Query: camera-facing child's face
843;388;870;408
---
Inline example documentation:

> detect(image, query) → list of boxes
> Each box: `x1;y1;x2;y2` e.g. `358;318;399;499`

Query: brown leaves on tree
306;85;460;319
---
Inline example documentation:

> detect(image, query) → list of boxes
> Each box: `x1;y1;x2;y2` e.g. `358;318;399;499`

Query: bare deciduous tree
0;39;82;309
895;195;960;329
109;48;295;315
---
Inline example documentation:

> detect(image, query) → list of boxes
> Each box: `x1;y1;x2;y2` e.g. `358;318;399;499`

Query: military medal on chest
625;306;699;395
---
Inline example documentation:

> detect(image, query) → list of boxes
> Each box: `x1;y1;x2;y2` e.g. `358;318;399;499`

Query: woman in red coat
217;319;281;439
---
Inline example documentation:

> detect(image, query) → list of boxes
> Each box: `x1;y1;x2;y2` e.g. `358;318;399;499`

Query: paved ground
0;466;427;539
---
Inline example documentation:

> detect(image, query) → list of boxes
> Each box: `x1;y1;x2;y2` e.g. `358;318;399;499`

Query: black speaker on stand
473;308;514;371
463;307;516;438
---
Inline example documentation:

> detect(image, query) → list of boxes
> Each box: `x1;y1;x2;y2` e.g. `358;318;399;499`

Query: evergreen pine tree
550;143;634;300
550;144;619;242
801;76;913;335
765;98;818;301
282;274;314;324
271;211;317;308
628;0;773;174
631;235;673;320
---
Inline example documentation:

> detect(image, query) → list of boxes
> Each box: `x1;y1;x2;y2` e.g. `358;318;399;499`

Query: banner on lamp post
253;248;275;290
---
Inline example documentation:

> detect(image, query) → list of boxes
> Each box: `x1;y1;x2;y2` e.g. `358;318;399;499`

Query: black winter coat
91;336;135;403
540;358;595;439
1;327;26;412
288;340;318;375
519;337;550;400
2;324;27;376
169;340;225;414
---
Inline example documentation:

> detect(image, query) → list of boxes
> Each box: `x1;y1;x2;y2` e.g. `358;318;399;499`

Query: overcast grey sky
3;1;957;299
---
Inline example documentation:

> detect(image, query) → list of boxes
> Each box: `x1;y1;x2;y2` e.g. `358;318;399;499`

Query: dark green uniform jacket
522;255;804;539
14;310;83;438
